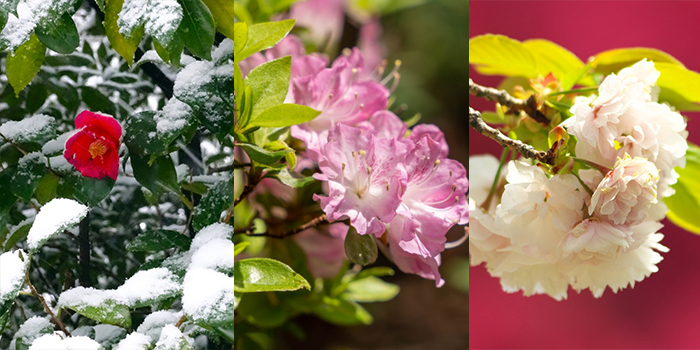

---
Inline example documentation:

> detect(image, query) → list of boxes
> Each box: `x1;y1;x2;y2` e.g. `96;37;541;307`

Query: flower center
88;139;109;159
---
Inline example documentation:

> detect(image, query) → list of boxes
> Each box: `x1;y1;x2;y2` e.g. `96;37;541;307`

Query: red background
469;1;700;348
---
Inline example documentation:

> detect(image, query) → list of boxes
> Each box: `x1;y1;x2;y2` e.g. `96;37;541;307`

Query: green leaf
193;177;235;231
80;86;117;116
104;0;143;65
127;230;192;252
62;299;132;329
131;153;181;199
0;300;13;334
469;34;537;78
202;0;235;40
590;47;684;76
665;143;700;234
57;173;116;207
0;167;18;213
6;35;46;96
233;22;247;54
235;19;295;63
522;39;584;81
11;152;46;201
233;292;241;310
344;276;400;303
234;258;310;293
250;104;320;128
264;168;315;188
124;111;167;156
34;172;60;205
4;218;32;251
344;226;377;266
34;12;79;54
479;111;504;124
311;297;373;326
178;0;216;60
235;292;288;327
234;242;250;257
236;142;291;165
655;63;700;111
245;56;291;120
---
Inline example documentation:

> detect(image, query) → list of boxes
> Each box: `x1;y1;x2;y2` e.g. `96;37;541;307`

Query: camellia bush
469;34;700;300
0;0;238;349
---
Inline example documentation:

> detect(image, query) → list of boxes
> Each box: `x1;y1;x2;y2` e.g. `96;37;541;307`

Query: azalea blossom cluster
238;36;468;286
470;60;687;299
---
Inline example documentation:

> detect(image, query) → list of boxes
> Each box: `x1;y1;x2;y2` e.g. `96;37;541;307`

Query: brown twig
0;132;28;156
469;107;554;165
468;78;550;125
233;184;255;207
26;269;72;337
234;214;329;239
175;315;187;328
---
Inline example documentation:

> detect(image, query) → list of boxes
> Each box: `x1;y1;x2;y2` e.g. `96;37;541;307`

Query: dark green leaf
178;0;216;60
130;153;181;199
80;86;117;116
124;111;167;156
127;230;192;252
57;172;116;207
35;12;80;54
344;226;377;266
62;299;132;329
193;177;235;231
11;152;46;200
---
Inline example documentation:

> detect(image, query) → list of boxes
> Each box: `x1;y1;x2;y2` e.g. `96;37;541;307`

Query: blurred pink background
469;1;700;348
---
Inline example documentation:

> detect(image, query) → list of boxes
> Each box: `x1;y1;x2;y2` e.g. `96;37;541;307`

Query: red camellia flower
64;111;122;180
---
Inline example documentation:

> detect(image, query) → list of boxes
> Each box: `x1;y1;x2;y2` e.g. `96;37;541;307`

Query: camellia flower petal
64;111;122;180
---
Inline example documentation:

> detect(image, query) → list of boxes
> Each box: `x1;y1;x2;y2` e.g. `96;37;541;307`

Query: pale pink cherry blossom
616;102;688;197
561;59;659;166
496;161;585;262
294;223;349;279
568;221;668;298
558;218;634;261
313;124;408;236
589;154;659;226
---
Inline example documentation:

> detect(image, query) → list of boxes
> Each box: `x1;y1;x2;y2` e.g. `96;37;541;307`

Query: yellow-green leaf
104;0;143;66
469;34;537;78
655;62;700;111
234;22;247;54
665;143;700;234
522;39;584;81
590;47;684;76
7;35;46;96
203;0;235;40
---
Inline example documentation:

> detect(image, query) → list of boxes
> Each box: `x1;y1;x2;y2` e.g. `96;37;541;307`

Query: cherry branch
469;107;555;165
234;214;329;239
468;78;550;124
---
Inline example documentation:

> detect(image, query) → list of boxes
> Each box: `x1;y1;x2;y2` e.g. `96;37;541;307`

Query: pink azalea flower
313;124;408;236
388;230;444;287
291;49;390;162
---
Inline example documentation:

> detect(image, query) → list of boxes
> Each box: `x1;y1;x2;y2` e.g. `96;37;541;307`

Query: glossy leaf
344;276;400;303
61;299;132;329
245;56;292;120
124;111;167;156
344;226;378;266
193;177;235;231
235;19;295;63
11;153;46;201
6;35;46;96
250;104;320;128
131;153;181;199
233;258;311;293
127;230;192;252
236;142;291;165
203;0;236;40
104;0;142;65
179;0;216;60
35;12;79;54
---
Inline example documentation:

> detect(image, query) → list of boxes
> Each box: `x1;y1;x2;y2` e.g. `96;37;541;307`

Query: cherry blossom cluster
470;60;687;299
240;37;468;286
